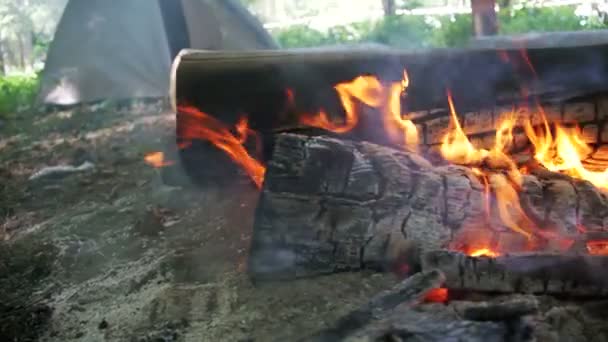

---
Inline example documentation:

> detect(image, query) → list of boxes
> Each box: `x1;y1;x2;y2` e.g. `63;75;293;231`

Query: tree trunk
471;0;498;36
381;0;396;16
17;35;26;70
0;41;5;76
248;133;608;281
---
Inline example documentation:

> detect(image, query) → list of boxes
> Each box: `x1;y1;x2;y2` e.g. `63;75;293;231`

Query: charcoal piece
461;298;539;321
421;250;608;297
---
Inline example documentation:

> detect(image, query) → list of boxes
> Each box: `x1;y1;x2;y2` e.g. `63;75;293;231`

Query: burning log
249;133;608;281
421;250;608;297
172;45;608;130
308;269;445;342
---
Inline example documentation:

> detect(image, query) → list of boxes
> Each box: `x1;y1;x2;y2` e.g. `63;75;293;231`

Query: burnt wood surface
307;269;445;342
459;297;539;322
421;250;608;297
173;45;608;133
249;133;608;280
309;270;534;342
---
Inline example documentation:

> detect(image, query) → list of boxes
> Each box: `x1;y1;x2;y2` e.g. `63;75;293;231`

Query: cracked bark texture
249;134;608;280
421;250;608;297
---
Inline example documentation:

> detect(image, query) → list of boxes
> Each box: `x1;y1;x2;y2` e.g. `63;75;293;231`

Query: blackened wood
461;298;539;321
344;311;533;342
421;250;608;297
307;269;445;342
248;133;456;280
249;134;608;280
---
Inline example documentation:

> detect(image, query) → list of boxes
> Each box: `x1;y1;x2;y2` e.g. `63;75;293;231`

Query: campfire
167;64;608;258
155;46;608;339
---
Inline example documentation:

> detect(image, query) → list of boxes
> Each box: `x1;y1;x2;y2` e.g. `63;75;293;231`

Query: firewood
459;297;539;321
342;310;533;342
421;250;608;297
307;269;445;342
172;44;608;132
249;134;608;281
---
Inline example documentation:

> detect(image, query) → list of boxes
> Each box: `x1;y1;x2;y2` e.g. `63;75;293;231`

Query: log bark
421;250;608;297
248;134;608;281
307;269;445;342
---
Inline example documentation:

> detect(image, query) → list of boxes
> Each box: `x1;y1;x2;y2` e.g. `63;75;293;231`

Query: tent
37;0;277;105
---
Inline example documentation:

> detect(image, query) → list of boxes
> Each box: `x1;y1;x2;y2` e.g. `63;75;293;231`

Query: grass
0;74;39;120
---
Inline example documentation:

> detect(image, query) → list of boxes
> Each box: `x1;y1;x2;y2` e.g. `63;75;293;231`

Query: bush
271;5;607;50
499;6;603;34
366;15;434;49
0;74;39;118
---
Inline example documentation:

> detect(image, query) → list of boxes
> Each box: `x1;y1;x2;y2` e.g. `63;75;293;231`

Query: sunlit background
0;0;604;116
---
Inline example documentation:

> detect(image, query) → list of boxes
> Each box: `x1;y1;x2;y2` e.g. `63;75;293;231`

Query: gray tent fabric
38;0;277;105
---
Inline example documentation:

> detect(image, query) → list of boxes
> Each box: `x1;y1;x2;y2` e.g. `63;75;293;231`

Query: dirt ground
0;103;395;342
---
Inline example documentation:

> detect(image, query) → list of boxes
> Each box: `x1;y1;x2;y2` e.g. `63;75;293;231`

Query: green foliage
0;74;39;118
272;5;608;50
499;5;603;34
274;25;329;48
431;14;473;48
367;15;434;49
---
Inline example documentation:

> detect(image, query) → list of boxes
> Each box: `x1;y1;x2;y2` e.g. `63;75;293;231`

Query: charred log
249;133;608;281
421;250;608;297
309;274;535;342
307;269;445;342
339;310;533;342
459;297;539;321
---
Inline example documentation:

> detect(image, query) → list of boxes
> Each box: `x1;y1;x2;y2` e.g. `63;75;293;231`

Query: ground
0;103;395;341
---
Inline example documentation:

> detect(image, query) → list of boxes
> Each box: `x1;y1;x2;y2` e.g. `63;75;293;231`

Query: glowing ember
177;105;266;188
587;240;608;255
144;152;174;168
424;288;448;303
300;72;418;151
469;248;500;258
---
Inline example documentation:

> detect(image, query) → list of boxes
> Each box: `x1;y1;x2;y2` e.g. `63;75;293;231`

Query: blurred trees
273;4;606;49
0;0;67;74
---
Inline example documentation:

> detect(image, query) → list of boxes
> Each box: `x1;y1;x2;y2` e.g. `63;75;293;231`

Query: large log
248;133;608;280
172;44;608;132
421;250;608;297
172;44;608;183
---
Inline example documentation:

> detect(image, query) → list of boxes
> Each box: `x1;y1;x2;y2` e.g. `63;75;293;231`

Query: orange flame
587;240;608;255
177;105;266;188
441;92;534;241
300;71;418;151
424;288;448;303
144;152;174;168
469;248;500;258
525;110;608;190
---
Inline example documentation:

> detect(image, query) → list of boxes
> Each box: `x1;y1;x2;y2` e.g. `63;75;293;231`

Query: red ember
424;288;449;303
